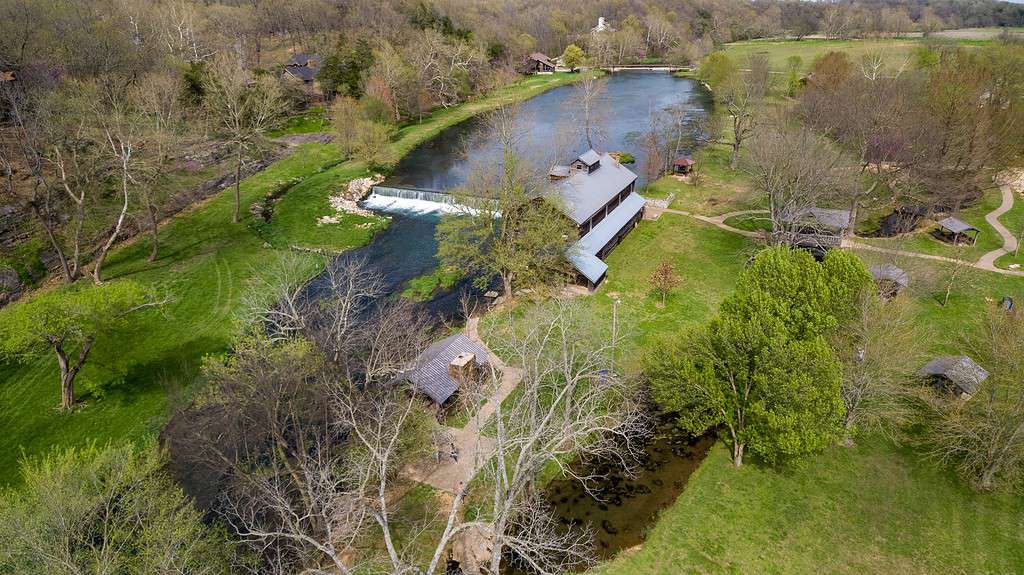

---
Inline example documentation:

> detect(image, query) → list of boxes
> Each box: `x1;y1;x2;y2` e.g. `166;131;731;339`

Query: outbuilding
528;53;556;74
400;333;491;406
672;156;695;175
869;263;909;298
919;355;989;399
935;217;981;245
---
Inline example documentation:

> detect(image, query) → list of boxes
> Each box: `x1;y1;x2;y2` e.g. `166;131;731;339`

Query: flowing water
306;72;717;564
316;72;711;319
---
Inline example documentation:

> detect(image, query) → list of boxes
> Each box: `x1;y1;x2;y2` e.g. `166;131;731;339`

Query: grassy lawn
0;72;591;487
266;106;330;137
719;38;924;72
0;147;375;486
598;437;1024;575
994;190;1024;270
643;143;759;216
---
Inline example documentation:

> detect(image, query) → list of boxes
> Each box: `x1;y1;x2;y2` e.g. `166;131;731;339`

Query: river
311;72;714;567
316;72;712;319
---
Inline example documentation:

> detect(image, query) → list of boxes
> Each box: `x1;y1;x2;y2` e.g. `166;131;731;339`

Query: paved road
977;171;1022;271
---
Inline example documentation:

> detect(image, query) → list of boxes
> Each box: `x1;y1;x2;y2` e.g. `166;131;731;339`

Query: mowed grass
643;144;759;216
0;72;591;487
719;38;923;72
598;437;1024;575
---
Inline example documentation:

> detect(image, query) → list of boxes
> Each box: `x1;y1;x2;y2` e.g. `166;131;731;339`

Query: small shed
919;355;989;399
935;217;980;245
401;333;490;405
672;156;695;175
528;53;555;74
869;263;909;298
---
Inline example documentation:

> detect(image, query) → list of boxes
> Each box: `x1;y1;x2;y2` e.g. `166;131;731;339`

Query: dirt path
977;172;1022;270
403;317;522;495
660;206;1024;278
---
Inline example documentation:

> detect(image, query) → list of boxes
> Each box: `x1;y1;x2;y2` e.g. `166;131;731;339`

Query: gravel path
977;171;1022;271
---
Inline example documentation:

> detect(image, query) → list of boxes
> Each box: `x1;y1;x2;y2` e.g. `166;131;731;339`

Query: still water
387;71;712;191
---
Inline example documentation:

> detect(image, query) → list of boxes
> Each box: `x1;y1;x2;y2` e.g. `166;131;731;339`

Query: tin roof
402;333;489;404
919;355;989;395
869;264;909;288
568;192;646;283
551;152;638;224
936;217;979;235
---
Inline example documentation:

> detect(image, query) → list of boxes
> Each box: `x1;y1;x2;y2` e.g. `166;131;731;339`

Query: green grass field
719;38;924;72
0;72;590;487
598;437;1024;575
643;143;759;216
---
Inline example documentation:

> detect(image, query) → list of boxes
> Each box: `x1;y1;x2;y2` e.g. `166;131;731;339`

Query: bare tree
203;53;285;223
722;78;758;170
570;76;608;150
132;70;187;262
746;121;855;243
91;86;141;284
833;291;920;443
925;306;1024;491
478;300;651;574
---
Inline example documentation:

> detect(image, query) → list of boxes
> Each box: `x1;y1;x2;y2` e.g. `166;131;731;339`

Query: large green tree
0;442;230;575
649;305;844;467
648;247;870;466
0;281;157;411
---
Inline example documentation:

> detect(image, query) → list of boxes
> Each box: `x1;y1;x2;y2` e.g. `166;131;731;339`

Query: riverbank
0;71;593;487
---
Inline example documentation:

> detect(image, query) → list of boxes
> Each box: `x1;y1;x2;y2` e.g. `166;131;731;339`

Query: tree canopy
648;247;870;466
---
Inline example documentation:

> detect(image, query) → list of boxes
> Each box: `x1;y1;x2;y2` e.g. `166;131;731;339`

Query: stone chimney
449;352;478;383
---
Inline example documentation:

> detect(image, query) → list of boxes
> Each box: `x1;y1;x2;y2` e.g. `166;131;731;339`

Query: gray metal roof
869;264;909;288
285;65;318;82
919;355;989;395
577;149;602;166
780;207;852;231
936;217;979;235
288;53;315;66
529;52;554;67
551;153;638;224
402;333;489;404
568;192;646;283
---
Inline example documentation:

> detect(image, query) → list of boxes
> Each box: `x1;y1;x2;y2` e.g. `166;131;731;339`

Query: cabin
918;355;989;400
935;217;981;245
399;333;490;407
869;263;909;298
528;53;556;74
672;156;695;175
548;150;644;288
777;207;852;252
284;53;321;84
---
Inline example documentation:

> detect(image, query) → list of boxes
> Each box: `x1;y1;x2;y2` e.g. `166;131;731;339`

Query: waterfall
363;185;494;217
370;185;456;205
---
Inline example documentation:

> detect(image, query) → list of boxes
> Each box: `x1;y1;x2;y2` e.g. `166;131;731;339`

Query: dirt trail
977;171;1022;271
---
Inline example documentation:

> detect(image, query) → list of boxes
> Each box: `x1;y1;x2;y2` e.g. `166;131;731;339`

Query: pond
544;429;714;561
320;72;711;319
